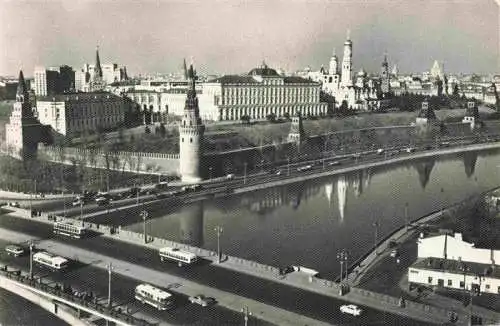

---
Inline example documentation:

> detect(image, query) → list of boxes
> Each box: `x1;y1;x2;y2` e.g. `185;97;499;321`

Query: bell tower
341;30;353;87
179;63;205;182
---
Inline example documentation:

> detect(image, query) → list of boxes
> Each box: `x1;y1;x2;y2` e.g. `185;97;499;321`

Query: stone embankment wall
39;145;180;176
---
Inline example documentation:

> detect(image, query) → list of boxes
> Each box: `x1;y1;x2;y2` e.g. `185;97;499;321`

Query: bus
33;251;69;270
159;247;198;266
53;221;88;239
134;283;174;310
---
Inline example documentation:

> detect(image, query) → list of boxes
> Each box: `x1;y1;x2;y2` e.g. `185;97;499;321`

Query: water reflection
324;183;334;206
413;158;436;189
180;201;204;247
463;151;478;178
337;175;348;222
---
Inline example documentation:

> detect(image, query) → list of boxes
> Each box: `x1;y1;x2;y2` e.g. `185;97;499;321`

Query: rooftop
411;257;500;279
207;75;317;85
37;92;121;102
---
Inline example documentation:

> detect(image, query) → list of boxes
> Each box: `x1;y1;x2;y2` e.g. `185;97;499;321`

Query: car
226;174;235;180
390;249;399;258
297;165;312;172
188;294;216;307
9;202;20;208
340;304;362;316
328;161;341;166
95;196;110;206
405;147;416;153
5;245;25;257
275;170;282;176
376;148;385;154
72;199;83;207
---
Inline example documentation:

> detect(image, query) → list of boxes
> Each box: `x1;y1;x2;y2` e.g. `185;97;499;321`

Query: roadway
0;237;270;326
0;212;434;325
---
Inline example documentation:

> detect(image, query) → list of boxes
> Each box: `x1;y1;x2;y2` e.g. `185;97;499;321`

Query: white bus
134;283;174;310
159;247;198;266
53;221;88;238
33;251;69;270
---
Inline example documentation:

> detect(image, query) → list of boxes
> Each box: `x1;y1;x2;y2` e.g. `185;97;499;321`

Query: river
124;148;500;280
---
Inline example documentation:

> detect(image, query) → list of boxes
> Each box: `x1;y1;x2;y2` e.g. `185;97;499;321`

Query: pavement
0;226;329;326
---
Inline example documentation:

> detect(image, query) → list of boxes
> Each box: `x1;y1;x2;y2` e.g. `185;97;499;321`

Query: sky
0;0;498;77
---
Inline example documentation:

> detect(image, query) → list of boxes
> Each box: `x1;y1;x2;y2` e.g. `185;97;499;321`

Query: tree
266;113;277;123
145;126;151;134
159;123;167;138
453;84;460;96
283;112;291;120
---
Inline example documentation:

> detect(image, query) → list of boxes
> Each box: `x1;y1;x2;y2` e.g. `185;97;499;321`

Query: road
0;237;271;326
0;212;433;325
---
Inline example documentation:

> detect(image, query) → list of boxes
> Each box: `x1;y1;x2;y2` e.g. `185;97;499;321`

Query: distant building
408;233;500;295
58;65;75;93
310;34;388;111
36;92;125;136
34;66;59;96
430;60;444;80
204;62;327;121
74;47;127;92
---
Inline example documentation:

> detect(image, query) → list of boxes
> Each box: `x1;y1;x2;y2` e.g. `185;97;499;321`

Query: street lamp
243;162;247;184
29;241;34;279
140;210;149;244
107;262;113;308
336;249;348;283
214;226;223;263
241;306;252;326
372;221;379;255
209;167;213;181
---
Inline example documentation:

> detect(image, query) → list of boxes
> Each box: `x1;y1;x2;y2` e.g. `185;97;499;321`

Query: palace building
203;63;327;121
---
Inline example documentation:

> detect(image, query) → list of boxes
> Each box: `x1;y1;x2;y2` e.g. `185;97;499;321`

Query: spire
94;45;102;78
183;58;188;80
16;70;29;101
346;29;351;41
332;47;336;57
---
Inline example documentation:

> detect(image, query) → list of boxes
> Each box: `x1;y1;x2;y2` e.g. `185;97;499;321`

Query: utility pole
214;226;223;263
405;202;409;232
140;210;148;244
29;241;34;279
287;156;290;176
107;262;113;308
243;162;247;184
241;306;251;326
373;221;379;255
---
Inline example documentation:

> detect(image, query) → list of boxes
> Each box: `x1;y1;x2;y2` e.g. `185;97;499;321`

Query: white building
310;35;387;111
36;92;125;136
204;63;327;121
408;232;500;295
33;66;59;96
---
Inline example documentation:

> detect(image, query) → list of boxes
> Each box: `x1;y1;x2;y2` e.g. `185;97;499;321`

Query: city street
0;212;433;325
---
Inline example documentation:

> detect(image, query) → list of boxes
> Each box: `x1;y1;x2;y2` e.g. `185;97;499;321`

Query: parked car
390;249;399;258
188;295;216;307
297;165;312;172
226;174;235;180
340;304;362;316
377;148;385;154
95;197;110;206
9;202;20;208
72;198;83;207
5;245;25;257
405;147;416;153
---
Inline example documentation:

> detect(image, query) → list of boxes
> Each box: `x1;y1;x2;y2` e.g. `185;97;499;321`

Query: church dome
357;69;366;77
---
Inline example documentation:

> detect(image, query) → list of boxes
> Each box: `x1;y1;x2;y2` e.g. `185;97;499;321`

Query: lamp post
404;202;409;232
372;221;379;255
107;262;113;308
29;241;34;279
140;210;148;243
241;306;252;326
209;167;213;181
287;156;290;176
243;162;247;184
337;249;348;283
214;226;223;263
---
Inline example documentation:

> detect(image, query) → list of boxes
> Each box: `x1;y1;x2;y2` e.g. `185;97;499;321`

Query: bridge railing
0;264;153;326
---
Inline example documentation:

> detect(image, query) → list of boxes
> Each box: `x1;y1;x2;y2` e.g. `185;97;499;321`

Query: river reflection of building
179;201;204;247
413;158;436;189
240;168;372;221
463;151;478;178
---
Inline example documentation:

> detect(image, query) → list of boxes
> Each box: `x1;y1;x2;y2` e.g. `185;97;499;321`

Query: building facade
36;92;125;136
34;66;59;96
311;35;387;111
179;64;205;182
204;63;327;121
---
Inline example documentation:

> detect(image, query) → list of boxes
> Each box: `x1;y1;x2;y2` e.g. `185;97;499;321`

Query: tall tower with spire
328;48;339;75
90;46;105;91
341;31;353;87
381;54;391;93
183;58;188;80
5;70;42;160
179;63;205;182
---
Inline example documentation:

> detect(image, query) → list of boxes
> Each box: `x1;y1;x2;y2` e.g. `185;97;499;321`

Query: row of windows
222;86;318;97
161;253;190;262
220;94;318;106
54;224;84;234
427;277;500;293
